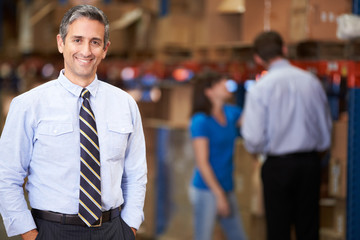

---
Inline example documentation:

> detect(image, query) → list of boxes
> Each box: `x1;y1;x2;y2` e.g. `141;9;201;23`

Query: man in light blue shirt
0;5;147;240
241;31;332;240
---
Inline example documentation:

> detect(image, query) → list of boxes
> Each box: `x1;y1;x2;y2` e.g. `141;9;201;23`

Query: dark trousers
261;152;321;240
34;215;135;240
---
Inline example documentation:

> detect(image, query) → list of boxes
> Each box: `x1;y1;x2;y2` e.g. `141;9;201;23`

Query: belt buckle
91;216;102;227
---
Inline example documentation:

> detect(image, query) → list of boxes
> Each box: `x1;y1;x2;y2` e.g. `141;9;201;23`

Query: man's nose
80;42;92;56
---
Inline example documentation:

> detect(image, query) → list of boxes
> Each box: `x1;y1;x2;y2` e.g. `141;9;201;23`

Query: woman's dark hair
191;70;226;116
253;31;284;62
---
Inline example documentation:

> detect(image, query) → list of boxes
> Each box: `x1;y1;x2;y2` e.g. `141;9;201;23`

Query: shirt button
121;128;125;132
53;130;57;134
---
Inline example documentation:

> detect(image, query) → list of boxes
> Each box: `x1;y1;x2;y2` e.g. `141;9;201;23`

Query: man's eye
74;39;81;43
92;41;100;45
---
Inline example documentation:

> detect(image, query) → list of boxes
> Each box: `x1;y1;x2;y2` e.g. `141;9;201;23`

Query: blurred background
0;0;359;239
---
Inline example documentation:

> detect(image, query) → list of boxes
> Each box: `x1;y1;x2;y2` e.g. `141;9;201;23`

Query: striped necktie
78;88;102;226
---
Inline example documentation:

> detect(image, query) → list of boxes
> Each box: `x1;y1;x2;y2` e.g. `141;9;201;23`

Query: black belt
31;208;120;227
267;151;317;159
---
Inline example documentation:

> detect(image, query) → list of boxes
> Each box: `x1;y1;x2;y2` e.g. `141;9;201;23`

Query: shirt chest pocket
36;122;74;154
106;122;134;160
38;122;74;136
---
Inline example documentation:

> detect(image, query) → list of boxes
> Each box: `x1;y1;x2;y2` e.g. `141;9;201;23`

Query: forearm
0;97;37;236
121;162;147;228
192;136;231;216
0;197;36;237
241;92;267;154
121;145;147;229
195;152;230;217
21;229;38;240
121;108;147;229
119;181;145;230
197;162;225;197
131;228;136;236
192;139;224;197
0;169;36;236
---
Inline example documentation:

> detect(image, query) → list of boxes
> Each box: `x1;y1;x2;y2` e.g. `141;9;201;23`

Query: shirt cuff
3;210;36;237
121;207;144;230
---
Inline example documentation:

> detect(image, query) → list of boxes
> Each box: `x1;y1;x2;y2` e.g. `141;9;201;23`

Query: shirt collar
57;69;99;98
268;58;291;71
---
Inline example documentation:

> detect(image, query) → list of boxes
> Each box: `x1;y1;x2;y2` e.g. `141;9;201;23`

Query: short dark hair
59;5;109;49
191;70;226;116
253;31;284;62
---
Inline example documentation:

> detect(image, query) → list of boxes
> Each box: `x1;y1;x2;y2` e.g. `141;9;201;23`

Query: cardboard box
291;0;308;9
248;215;267;240
157;84;193;127
193;0;242;47
140;83;193;128
155;14;196;50
250;160;265;217
241;0;292;43
328;157;347;199
333;199;346;239
234;139;265;216
319;199;346;239
320;198;336;229
238;209;267;240
290;0;352;42
241;0;351;44
331;121;348;160
320;228;345;240
234;139;255;209
139;127;158;237
139;0;159;13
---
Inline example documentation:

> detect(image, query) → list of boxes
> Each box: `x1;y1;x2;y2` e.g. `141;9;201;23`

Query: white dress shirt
0;70;147;236
242;59;332;155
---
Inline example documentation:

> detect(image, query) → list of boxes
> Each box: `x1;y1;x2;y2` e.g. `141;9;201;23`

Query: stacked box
290;0;352;42
320;119;348;240
320;199;346;240
241;0;351;44
234;139;266;239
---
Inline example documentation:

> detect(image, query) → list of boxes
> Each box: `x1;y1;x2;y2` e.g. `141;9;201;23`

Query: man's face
57;17;110;86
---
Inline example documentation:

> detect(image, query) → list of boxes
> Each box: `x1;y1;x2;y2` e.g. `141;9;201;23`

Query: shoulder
289;64;315;78
99;81;130;96
251;63;316;93
191;112;209;126
98;81;137;105
190;112;210;137
11;80;58;108
285;65;323;89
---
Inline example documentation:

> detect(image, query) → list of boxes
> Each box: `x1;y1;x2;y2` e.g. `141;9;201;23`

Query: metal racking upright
346;61;360;240
346;1;360;237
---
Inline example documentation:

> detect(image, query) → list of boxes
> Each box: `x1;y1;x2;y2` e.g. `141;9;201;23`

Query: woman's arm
192;138;230;217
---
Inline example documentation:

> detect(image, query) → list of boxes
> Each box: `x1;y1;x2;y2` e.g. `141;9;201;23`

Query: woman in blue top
189;71;247;240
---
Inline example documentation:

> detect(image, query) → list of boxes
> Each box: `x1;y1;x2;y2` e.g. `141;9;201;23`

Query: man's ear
102;41;111;59
57;34;64;54
282;45;288;57
253;54;264;66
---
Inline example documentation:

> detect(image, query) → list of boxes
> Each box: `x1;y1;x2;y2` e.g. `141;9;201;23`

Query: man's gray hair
59;5;109;49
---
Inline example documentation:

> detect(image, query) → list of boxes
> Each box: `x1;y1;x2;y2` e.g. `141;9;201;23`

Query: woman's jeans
189;186;247;240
